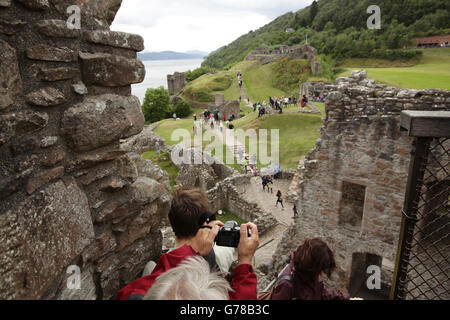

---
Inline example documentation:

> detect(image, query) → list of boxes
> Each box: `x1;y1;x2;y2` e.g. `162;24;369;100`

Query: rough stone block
0;0;11;7
60;94;144;152
0;18;27;35
27;45;77;62
85;30;144;51
17;0;49;10
25;87;67;107
0;40;22;110
35;19;79;38
0;112;49;146
79;52;145;87
56;270;97;300
26;166;65;194
40;67;78;82
0;179;94;299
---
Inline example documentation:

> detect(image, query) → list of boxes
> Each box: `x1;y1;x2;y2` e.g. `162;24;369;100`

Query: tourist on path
173;113;177;121
267;177;273;194
276;190;284;210
293;204;298;219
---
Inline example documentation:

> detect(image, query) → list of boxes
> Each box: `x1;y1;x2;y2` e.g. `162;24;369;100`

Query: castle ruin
167;72;186;96
245;44;322;76
273;72;450;298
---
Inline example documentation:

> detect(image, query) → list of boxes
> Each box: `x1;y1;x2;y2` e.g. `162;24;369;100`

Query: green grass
141;151;179;190
338;48;450;90
243;62;289;103
154;118;196;146
235;113;322;169
216;209;247;225
154;116;243;173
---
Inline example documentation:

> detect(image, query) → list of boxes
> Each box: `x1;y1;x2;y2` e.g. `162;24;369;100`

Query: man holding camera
117;187;259;300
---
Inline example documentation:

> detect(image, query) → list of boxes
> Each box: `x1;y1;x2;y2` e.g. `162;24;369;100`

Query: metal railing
391;111;450;300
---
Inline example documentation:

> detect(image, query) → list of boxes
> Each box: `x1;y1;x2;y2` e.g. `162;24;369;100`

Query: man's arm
229;223;259;300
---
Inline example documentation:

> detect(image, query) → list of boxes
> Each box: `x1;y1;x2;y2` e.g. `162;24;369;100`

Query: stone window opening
338;181;367;231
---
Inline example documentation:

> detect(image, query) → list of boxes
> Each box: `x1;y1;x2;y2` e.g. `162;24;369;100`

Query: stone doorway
349;253;391;300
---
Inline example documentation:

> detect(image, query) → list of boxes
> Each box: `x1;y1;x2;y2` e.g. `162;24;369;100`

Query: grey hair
144;256;233;300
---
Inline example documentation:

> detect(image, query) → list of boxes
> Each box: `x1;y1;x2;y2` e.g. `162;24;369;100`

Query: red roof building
414;35;450;48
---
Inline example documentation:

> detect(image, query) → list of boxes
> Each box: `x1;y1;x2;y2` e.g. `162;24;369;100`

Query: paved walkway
236;178;296;266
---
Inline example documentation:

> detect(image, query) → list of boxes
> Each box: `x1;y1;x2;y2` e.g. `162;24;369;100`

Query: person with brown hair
271;238;350;300
118;187;260;300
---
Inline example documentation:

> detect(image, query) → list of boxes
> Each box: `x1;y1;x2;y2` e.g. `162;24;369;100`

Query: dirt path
236;177;295;266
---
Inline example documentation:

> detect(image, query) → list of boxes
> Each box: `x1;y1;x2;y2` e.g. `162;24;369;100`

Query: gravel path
238;177;296;266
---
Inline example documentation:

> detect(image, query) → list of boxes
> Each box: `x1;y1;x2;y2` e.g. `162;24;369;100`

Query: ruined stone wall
209;95;241;119
270;72;450;292
246;45;322;76
207;175;277;236
0;0;171;300
167;72;186;96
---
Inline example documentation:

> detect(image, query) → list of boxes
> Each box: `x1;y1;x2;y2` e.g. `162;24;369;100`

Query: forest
202;0;450;69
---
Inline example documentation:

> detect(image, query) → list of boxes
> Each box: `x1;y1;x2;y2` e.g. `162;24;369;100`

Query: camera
215;221;241;248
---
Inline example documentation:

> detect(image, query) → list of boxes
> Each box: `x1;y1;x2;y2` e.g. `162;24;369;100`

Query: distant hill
202;0;450;69
138;50;208;61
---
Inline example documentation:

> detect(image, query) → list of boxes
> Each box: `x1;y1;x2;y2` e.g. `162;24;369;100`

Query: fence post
390;137;431;300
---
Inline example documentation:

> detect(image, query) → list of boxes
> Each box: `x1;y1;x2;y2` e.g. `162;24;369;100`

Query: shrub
174;99;192;119
141;87;173;123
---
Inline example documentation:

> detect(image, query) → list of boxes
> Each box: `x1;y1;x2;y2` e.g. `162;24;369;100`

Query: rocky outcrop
120;125;168;155
0;0;170;300
170;146;238;192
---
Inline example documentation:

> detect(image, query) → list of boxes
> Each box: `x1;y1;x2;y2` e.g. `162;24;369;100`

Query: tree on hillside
174;99;192;119
142;87;173;123
309;1;319;25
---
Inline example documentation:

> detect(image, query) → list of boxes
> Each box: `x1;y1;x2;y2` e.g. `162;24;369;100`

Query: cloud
111;0;313;52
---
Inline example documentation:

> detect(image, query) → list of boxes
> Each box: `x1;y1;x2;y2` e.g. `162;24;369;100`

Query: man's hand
237;223;259;266
191;220;224;256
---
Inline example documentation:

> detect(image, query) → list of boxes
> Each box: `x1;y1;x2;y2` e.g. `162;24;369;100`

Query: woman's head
293;238;336;281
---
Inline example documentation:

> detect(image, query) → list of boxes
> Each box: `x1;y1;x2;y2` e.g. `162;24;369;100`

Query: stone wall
167;72;186;96
269;71;450;292
245;44;322;76
207;175;277;236
0;0;171;300
209;94;241;119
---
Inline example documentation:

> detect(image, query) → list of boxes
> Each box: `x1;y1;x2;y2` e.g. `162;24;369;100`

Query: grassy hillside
339;48;450;89
203;0;449;69
233;113;323;169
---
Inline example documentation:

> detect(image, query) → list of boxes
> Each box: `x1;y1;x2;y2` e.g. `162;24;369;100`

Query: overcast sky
111;0;314;53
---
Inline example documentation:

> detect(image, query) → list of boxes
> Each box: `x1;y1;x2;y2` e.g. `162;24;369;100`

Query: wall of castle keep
0;0;171;300
167;72;186;96
270;73;450;292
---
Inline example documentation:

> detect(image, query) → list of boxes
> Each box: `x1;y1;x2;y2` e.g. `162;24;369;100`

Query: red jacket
117;245;257;300
271;263;350;300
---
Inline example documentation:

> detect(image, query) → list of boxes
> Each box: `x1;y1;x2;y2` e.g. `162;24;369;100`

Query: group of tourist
117;186;351;301
200;109;236;132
